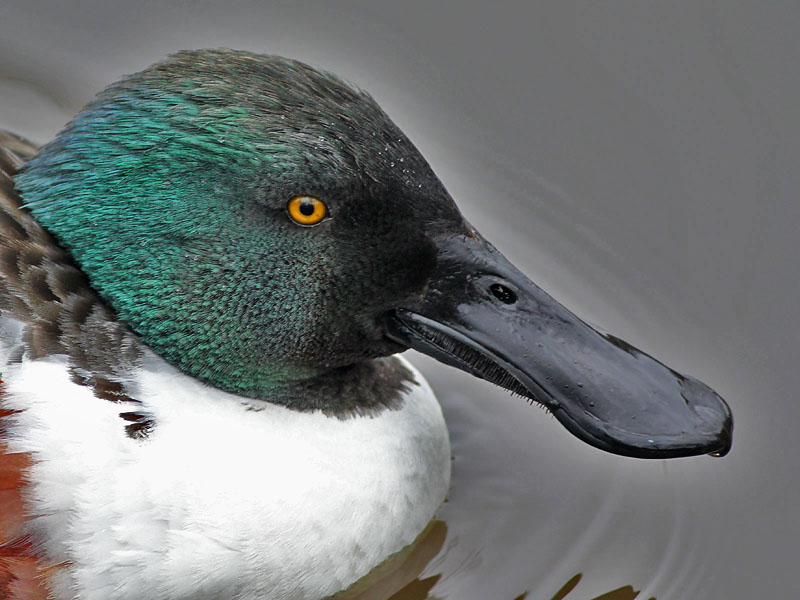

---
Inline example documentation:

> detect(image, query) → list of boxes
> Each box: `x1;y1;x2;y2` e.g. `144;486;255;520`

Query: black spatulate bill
387;234;732;459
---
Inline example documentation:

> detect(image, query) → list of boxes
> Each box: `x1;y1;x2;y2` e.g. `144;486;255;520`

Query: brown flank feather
0;405;54;599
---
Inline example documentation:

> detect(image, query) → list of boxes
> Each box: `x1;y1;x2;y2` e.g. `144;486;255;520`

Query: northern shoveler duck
0;49;732;600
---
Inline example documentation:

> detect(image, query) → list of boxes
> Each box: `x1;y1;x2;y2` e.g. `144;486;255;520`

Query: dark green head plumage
16;49;465;401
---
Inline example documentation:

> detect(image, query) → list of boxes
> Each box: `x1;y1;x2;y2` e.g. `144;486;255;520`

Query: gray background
1;2;797;599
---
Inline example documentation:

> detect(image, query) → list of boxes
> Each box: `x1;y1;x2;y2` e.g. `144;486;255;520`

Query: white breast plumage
1;347;450;600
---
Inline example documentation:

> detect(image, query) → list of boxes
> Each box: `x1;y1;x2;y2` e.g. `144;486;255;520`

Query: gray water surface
1;2;796;599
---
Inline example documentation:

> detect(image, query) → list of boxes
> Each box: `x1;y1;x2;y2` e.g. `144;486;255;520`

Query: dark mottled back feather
0;130;142;394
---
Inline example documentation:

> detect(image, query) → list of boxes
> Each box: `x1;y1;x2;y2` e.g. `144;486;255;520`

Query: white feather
2;348;450;600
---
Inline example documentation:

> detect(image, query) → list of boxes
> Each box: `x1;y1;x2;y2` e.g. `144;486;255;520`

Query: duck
0;49;732;600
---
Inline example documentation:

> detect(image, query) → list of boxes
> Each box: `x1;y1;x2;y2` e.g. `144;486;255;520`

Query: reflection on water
336;519;657;600
542;573;654;600
386;569;655;600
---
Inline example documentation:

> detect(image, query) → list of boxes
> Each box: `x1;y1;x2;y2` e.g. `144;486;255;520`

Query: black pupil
490;283;517;304
299;201;316;216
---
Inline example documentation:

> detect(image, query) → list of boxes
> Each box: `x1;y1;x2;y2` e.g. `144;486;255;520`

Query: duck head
16;49;731;458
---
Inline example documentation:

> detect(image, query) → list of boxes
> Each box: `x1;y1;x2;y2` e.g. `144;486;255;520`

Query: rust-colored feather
0;408;54;599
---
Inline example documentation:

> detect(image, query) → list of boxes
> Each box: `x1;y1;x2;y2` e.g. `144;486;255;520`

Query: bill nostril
489;283;517;305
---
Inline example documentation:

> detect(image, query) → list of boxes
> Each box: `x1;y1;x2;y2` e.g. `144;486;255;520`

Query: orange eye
287;195;327;226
